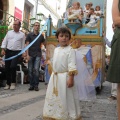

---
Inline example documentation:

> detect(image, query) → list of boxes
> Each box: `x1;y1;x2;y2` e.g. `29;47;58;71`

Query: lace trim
42;116;82;120
48;64;52;75
69;70;78;76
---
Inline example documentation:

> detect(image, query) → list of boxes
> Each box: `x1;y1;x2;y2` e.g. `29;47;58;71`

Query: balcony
0;9;30;32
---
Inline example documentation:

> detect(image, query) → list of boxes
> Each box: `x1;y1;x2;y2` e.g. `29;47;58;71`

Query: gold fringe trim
83;56;87;64
48;64;52;75
43;116;56;120
52;72;58;96
69;70;78;76
53;86;58;96
42;116;82;120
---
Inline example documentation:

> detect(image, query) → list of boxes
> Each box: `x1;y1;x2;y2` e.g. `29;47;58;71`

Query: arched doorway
0;0;3;20
0;0;8;53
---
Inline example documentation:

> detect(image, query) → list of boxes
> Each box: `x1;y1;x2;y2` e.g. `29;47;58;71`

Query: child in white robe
43;27;81;120
83;3;90;19
86;8;97;27
94;5;103;19
68;2;83;22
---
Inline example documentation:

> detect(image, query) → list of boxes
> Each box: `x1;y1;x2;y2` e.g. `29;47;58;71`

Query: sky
106;0;113;54
106;0;113;41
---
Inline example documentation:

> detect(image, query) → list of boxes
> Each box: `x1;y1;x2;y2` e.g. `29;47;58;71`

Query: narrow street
0;0;116;120
0;81;118;120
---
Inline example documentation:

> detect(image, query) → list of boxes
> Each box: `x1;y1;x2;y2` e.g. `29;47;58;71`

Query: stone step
0;89;46;109
0;100;44;120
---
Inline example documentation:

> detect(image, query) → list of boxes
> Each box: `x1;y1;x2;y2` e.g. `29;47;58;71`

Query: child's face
86;4;90;10
96;6;100;11
57;33;70;47
90;9;94;14
74;2;79;9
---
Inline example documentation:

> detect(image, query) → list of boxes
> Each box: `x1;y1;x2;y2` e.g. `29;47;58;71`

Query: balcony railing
0;9;30;32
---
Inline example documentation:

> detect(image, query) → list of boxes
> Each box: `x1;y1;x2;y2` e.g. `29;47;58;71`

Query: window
23;4;31;29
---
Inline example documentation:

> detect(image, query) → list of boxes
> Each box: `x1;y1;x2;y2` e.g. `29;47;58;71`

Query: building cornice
39;0;60;19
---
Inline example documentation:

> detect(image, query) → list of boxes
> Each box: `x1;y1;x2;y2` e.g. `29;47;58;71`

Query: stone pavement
0;81;118;120
80;82;117;120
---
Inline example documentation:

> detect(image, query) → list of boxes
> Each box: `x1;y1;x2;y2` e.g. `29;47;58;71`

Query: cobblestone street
0;81;118;120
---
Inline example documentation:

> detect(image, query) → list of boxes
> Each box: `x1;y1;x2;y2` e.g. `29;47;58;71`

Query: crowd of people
0;0;120;119
0;20;51;91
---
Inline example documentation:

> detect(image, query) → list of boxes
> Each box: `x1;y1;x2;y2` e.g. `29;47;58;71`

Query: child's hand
27;55;30;61
1;49;5;56
96;13;100;16
67;76;74;88
102;31;106;37
47;60;51;65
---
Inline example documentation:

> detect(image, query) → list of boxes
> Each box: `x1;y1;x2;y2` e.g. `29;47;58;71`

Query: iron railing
0;9;30;32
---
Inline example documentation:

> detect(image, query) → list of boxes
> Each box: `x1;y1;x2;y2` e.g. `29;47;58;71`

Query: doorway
0;0;3;20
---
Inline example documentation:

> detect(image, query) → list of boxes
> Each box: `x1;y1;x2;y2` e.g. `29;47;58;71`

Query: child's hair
95;5;100;11
90;8;94;12
89;2;93;6
85;3;90;7
55;27;71;40
76;2;80;8
72;2;80;8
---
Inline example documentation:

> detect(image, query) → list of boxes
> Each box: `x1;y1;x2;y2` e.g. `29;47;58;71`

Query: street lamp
36;13;44;23
29;17;36;27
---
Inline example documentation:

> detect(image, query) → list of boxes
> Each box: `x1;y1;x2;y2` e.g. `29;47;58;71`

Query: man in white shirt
103;24;117;101
1;20;25;90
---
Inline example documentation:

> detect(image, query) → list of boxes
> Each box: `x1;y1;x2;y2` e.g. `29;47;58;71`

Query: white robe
87;14;97;27
95;10;103;19
68;9;82;20
43;46;81;120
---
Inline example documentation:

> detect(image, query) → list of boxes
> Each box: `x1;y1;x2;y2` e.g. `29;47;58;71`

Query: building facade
0;0;69;28
0;0;69;49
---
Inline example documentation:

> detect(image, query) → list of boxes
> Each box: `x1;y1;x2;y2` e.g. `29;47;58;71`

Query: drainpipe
35;0;38;18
